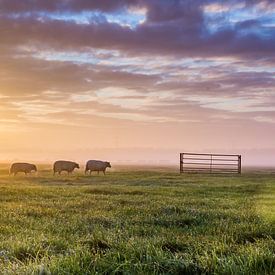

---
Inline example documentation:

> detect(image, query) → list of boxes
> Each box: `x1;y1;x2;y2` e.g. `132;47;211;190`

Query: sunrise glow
1;0;275;165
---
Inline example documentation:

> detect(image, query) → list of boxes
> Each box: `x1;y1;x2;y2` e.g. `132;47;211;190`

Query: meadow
0;164;274;274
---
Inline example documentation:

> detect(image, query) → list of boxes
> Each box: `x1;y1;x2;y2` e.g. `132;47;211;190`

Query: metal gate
180;153;241;174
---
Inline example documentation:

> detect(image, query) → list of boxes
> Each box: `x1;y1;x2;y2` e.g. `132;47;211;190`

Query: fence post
238;155;242;174
180;153;183;173
210;154;213;173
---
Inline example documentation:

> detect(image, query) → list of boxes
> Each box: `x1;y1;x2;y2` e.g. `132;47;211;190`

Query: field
0;165;274;274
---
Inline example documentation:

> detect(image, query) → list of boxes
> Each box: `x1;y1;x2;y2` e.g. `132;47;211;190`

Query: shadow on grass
81;239;111;254
85;188;145;196
234;231;275;244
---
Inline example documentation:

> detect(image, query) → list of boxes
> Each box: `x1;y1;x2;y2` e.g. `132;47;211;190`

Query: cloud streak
0;0;275;163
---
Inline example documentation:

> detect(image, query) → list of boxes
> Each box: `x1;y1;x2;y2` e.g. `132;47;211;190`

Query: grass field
0;165;274;274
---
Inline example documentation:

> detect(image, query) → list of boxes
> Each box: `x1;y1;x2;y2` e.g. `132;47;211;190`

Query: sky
0;0;275;166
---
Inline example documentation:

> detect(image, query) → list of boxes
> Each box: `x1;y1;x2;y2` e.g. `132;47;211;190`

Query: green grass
0;165;274;274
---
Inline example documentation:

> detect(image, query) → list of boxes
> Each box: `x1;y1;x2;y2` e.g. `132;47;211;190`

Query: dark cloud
0;0;139;13
0;0;275;130
0;0;274;58
0;0;272;13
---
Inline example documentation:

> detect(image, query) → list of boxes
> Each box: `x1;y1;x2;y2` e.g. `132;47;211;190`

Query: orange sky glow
1;0;275;166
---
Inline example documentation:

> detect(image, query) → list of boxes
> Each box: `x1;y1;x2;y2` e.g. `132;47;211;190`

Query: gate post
238;155;242;174
210;154;213;173
180;153;183;173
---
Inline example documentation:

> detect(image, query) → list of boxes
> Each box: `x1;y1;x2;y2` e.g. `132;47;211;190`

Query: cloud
0;0;139;13
1;0;275;58
0;0;275;160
